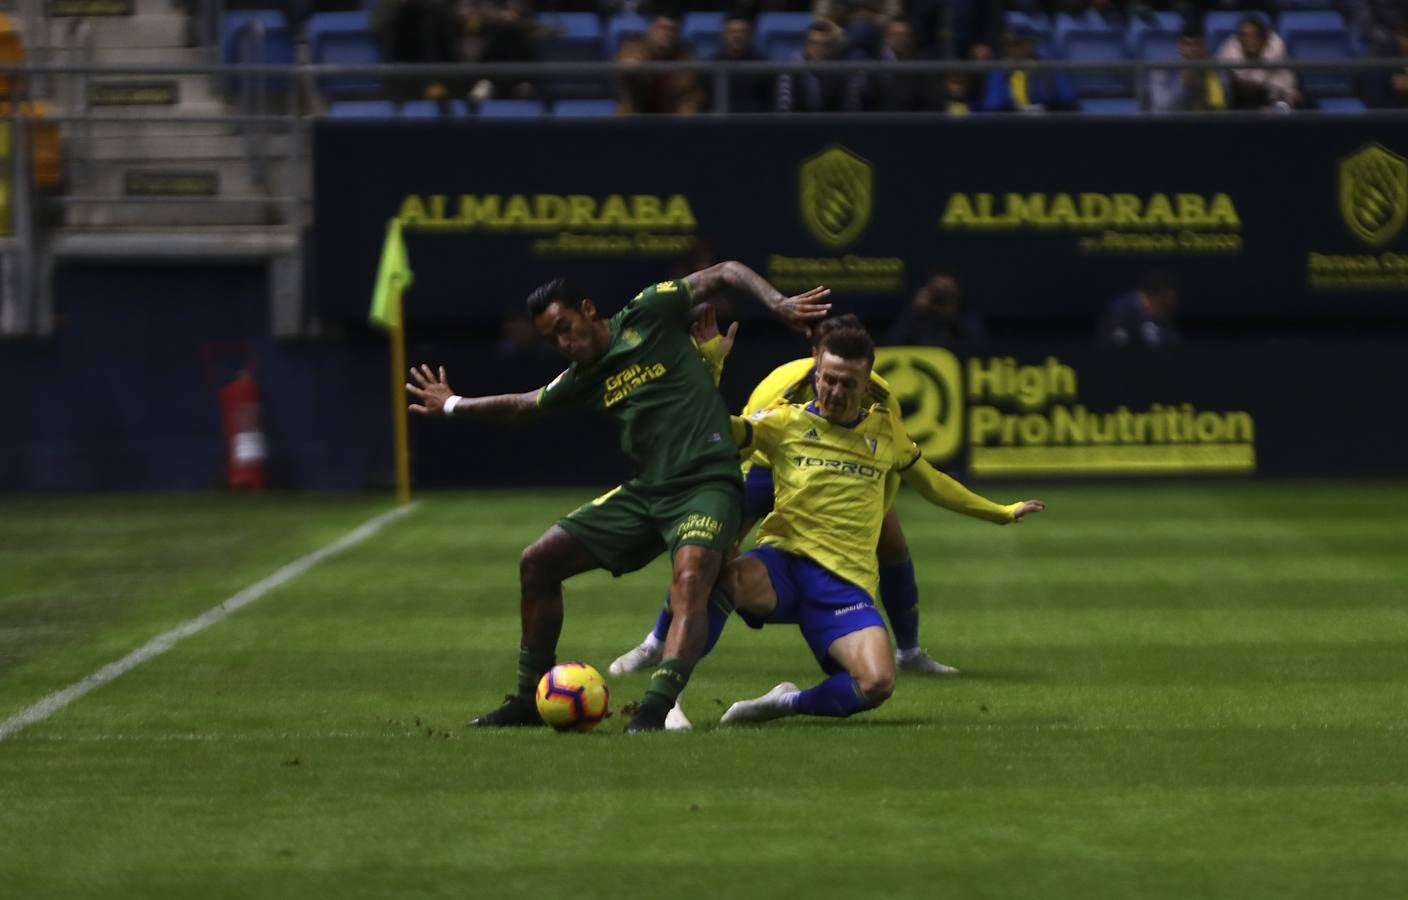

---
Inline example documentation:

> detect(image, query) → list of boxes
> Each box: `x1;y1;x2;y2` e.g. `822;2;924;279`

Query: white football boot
665;698;692;732
608;634;663;676
896;648;960;675
719;682;800;725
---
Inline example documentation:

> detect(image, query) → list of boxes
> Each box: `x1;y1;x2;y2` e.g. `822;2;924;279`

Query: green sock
640;657;694;716
516;644;555;700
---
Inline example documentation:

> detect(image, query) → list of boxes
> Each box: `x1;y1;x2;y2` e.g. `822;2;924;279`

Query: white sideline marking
0;503;420;743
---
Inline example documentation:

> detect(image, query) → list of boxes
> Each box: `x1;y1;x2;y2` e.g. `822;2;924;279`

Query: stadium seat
402;99;470;117
313;30;380;98
682;11;725;52
607;13;649;55
221;10;294;95
1136;28;1180;61
1274;0;1337;10
1317;96;1366;112
1277;10;1346;38
551;99;618;117
1081;97;1140;114
1286;30;1357;97
477;99;548;117
765;33;805;61
1062;29;1130;98
1126;11;1180;55
756;12;812;59
538;12;605;62
327;100;397;118
1205;10;1272;52
1006;11;1053;55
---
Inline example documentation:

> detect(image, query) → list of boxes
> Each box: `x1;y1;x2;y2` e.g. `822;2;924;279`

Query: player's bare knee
519;540;560;588
857;671;895;705
669;566;709;606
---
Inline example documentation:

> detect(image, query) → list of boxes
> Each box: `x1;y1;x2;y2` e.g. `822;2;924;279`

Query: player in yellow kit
610;317;960;686
716;318;1043;723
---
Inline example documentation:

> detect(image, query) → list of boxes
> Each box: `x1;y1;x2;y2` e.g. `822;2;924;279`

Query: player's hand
691;303;740;357
776;286;832;336
406;363;454;415
1010;500;1046;522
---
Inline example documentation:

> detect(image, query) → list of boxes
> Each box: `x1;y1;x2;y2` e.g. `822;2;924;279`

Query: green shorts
558;478;742;577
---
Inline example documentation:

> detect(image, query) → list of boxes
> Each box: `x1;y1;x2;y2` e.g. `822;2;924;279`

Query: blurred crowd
343;0;1408;112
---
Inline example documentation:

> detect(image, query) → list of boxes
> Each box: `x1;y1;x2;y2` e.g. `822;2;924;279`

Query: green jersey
536;279;741;492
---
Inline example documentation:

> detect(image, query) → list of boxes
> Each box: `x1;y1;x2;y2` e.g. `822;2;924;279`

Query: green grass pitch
1;483;1406;899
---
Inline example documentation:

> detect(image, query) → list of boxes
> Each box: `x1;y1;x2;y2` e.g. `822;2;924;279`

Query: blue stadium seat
765;33;805;61
1277;10;1346;37
607;13;649;54
1317;96;1366;112
690;33;721;60
551;99;618;117
682;11;725;49
314;31;380;97
1136;28;1180;61
756;11;813;58
1062;29;1130;98
220;10;290;65
1006;11;1053;55
1206;10;1272;53
306;11;370;52
1274;0;1336;10
401;100;470;117
538;12;605;62
477;99;548;117
1082;97;1140;114
327;100;397;118
1287;30;1357;96
1126;11;1180;55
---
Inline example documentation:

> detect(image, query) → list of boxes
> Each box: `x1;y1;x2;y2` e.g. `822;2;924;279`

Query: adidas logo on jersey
803;429;820;441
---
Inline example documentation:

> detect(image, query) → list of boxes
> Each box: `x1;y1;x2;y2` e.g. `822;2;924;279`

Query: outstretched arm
406;364;542;420
684;261;831;337
899;457;1045;524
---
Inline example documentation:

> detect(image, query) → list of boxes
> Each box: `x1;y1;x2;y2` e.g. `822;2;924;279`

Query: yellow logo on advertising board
873;347;963;465
1339;143;1408;247
800;145;873;249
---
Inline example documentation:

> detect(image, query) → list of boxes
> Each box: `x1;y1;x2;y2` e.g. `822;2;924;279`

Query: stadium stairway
41;0;296;228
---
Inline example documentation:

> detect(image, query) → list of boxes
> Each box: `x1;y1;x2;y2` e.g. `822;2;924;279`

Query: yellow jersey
742;358;894;472
740;401;922;599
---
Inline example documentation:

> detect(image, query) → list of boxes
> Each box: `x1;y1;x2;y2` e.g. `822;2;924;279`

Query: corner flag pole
369;218;415;505
388;298;411;505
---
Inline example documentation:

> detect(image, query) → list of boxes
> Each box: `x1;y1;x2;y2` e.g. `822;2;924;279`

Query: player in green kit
404;263;830;732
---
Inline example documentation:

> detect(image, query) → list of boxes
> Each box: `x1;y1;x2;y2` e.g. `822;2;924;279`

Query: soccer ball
536;662;609;732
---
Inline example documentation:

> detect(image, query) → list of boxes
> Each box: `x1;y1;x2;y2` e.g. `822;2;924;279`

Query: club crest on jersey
803;428;820;441
621;328;642;348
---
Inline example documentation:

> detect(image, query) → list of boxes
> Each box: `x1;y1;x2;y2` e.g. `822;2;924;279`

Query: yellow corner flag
370;218;414;504
369;218;414;331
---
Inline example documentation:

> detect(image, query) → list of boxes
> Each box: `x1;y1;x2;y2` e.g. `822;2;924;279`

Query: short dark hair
1179;22;1205;40
526;278;585;318
1238;15;1268;37
813;314;875;365
1141;269;1176;298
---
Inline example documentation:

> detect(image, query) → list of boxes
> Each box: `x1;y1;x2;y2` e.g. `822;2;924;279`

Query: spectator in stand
886;272;987;350
617;12;705;114
1215;15;1300;110
775;20;866;112
463;0;540;102
869;19;937;110
371;0;465;101
708;13;772;113
936;71;972;114
908;0;1002;61
1149;23;1227;112
1364;16;1408;108
980;22;1077;112
1344;0;1402;57
1098;270;1180;349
